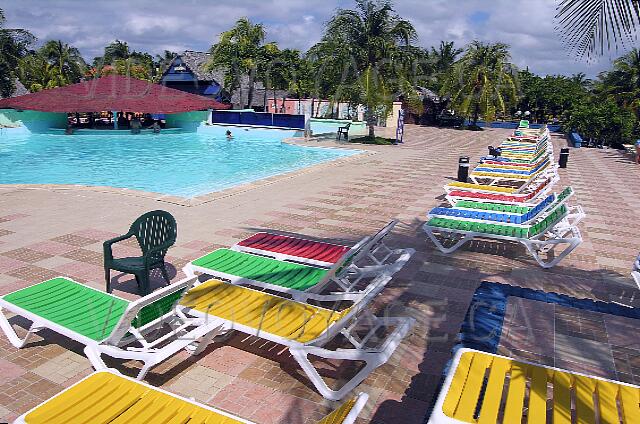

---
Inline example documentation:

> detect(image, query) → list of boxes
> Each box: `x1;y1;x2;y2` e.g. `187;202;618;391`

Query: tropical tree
18;54;66;92
0;8;35;97
518;70;590;122
312;0;418;137
207;18;267;108
431;41;463;75
39;40;86;84
555;0;640;60
89;40;153;79
565;98;636;147
597;48;640;117
442;41;517;126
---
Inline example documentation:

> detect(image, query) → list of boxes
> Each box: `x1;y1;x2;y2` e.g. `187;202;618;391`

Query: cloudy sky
2;0;627;77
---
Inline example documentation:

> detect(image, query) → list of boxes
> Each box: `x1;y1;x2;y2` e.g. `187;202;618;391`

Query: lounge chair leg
105;268;112;293
521;236;581;268
289;347;377;401
423;224;472;254
186;324;226;356
0;309;41;349
289;316;414;400
182;264;196;279
160;265;171;286
83;345;109;372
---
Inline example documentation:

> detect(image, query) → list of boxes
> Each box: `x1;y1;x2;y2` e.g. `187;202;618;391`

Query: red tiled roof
0;75;230;113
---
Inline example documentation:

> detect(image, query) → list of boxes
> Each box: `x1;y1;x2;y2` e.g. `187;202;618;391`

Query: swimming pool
0;128;359;198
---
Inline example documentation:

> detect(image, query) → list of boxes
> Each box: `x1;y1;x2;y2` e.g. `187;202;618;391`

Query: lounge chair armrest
103;232;135;261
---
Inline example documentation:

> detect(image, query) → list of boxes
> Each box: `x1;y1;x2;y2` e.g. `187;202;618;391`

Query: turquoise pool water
0;129;358;197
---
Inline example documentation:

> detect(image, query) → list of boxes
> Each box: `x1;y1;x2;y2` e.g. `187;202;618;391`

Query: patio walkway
0;125;638;423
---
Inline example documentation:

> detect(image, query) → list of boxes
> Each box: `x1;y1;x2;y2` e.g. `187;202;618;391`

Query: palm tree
442;41;517;126
40;40;86;84
555;0;640;60
208;18;266;109
598;48;640;115
0;8;35;97
431;41;462;74
316;0;417;137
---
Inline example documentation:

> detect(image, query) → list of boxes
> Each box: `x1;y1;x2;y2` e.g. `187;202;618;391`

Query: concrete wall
164;110;210;131
0;109;67;132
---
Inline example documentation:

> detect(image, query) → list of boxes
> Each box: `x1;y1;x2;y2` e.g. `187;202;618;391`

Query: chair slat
620;385;640;423
442;352;475;418
502;362;527;423
455;352;492;422
527;365;549;424
477;357;510;424
597;381;621;424
574;375;596;424
553;371;573;424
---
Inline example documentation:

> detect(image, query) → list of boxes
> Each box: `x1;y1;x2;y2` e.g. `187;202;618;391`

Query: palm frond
555;0;640;60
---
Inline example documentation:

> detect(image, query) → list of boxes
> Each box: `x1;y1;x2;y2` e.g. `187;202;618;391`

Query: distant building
160;51;288;111
161;51;228;101
1;79;28;99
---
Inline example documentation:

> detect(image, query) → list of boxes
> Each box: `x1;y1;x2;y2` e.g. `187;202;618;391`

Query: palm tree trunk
365;107;376;138
247;72;255;110
472;104;480;126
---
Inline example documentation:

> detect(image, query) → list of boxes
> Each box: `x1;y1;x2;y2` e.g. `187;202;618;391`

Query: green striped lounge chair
0;277;220;380
184;229;414;303
428;348;640;423
423;199;585;268
430;187;575;226
15;369;369;424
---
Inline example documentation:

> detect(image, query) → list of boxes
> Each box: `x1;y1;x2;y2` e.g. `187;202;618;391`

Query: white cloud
2;0;622;76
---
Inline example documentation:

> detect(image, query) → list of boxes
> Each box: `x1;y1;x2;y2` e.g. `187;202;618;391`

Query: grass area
348;136;396;145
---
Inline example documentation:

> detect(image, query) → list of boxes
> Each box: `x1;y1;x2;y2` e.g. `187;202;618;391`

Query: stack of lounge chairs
1;221;417;423
424;124;586;268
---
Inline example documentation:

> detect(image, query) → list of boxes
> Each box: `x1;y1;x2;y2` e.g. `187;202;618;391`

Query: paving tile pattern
0;126;638;423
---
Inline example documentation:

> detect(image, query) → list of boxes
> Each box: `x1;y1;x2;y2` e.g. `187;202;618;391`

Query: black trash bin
458;156;470;182
559;148;570;168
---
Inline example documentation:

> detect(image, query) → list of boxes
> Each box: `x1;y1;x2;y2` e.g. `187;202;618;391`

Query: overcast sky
3;0;630;77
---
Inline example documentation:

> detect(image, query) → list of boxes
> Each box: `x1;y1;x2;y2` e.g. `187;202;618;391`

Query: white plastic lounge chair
445;174;559;207
430;187;575;225
232;220;407;268
14;369;369;424
423;200;585;268
469;162;556;185
179;276;414;400
428;348;640;424
184;231;414;302
0;276;219;379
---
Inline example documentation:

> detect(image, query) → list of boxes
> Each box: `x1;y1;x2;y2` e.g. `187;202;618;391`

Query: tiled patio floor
0;125;638;423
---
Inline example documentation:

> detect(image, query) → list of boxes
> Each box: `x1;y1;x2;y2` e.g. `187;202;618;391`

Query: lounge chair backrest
331;236;371;278
129;210;177;261
528;203;568;237
105;277;198;344
319;274;392;342
355;220;398;260
331;220;399;277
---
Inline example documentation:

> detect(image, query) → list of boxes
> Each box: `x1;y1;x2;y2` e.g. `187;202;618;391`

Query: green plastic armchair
104;210;177;295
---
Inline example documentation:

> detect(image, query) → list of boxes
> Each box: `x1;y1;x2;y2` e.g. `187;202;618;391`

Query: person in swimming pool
226;130;233;139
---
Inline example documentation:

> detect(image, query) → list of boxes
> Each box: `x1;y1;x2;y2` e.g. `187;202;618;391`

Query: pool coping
0;136;375;207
